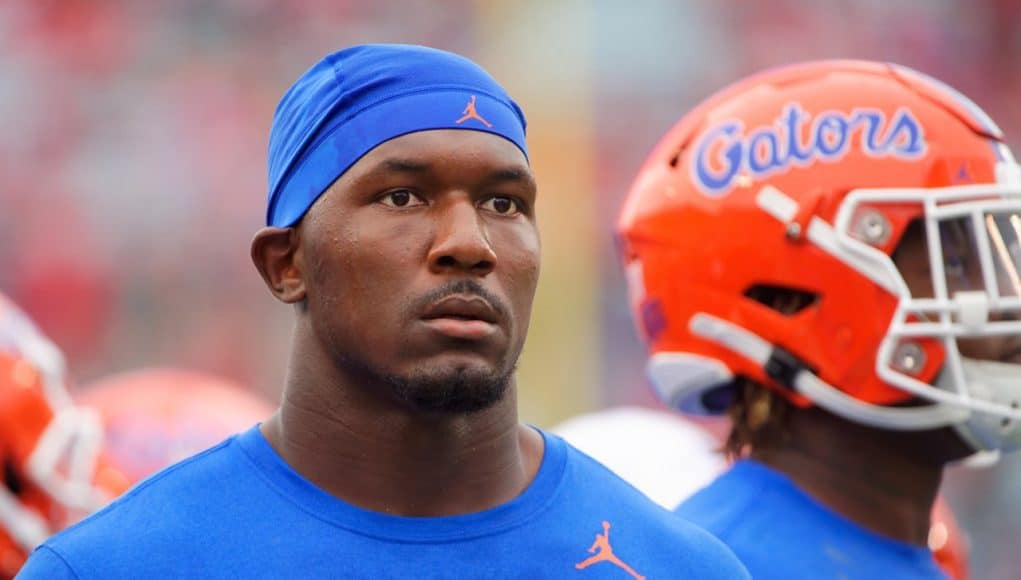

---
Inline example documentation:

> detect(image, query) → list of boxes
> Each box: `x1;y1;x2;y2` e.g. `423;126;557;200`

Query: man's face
894;219;1021;364
297;130;539;413
886;217;1021;462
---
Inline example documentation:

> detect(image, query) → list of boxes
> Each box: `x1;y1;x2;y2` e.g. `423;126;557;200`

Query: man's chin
381;363;513;415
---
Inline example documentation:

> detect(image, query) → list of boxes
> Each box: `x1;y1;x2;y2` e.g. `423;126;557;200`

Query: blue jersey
675;460;947;580
20;426;747;579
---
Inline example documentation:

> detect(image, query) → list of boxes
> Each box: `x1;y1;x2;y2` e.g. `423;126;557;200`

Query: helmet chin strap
688;313;969;430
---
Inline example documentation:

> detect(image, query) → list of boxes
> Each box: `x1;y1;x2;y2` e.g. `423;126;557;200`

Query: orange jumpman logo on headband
456;95;493;128
575;521;645;580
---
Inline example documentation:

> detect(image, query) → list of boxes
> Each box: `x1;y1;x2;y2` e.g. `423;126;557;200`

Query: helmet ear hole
700;382;738;413
744;285;819;315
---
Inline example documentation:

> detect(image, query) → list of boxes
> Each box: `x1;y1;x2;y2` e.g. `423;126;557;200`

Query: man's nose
427;199;496;276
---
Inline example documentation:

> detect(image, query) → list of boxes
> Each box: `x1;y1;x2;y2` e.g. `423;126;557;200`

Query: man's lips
420;295;500;340
422;296;499;323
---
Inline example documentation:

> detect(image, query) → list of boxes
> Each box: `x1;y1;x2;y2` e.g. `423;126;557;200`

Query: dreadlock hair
723;377;791;460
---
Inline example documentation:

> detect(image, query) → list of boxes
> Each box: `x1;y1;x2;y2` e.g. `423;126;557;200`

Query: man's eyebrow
365;158;534;188
484;167;536;188
378;158;432;174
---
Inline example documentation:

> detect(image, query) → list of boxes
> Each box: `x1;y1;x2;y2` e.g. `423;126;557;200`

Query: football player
618;60;1020;578
19;44;749;579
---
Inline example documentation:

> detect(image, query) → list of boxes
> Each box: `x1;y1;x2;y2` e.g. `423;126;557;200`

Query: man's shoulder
33;436;251;576
676;462;943;579
675;460;785;537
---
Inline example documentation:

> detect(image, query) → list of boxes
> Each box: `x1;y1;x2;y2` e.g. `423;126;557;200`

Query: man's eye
945;257;965;278
480;196;521;216
379;190;426;208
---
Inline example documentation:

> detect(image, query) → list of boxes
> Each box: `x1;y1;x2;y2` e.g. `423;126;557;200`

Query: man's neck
261;354;543;517
750;409;945;546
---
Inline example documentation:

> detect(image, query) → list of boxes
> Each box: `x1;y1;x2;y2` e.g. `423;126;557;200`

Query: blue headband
266;44;529;227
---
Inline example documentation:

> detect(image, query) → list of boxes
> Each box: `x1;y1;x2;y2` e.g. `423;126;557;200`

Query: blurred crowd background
1;1;1019;577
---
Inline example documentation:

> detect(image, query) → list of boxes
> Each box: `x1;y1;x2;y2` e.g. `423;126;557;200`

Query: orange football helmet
77;369;273;482
0;294;127;578
619;61;1021;452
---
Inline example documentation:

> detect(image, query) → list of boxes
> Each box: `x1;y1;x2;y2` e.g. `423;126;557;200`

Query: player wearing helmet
618;60;1019;578
0;295;127;578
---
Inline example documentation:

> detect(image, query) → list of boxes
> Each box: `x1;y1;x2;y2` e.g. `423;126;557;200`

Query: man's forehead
353;130;532;180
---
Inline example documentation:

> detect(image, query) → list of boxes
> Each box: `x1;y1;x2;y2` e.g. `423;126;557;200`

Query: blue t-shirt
675;460;947;580
20;426;748;579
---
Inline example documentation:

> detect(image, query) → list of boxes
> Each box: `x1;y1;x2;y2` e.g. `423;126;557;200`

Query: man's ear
251;227;307;304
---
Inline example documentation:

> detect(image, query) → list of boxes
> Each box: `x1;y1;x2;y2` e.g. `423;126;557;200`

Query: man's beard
334;348;515;414
378;364;514;414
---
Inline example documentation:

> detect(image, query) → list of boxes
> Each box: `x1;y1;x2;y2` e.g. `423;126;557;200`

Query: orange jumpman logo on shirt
575;521;645;580
455;95;493;128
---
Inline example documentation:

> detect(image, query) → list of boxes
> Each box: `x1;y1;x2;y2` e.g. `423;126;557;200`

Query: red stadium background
1;2;1019;577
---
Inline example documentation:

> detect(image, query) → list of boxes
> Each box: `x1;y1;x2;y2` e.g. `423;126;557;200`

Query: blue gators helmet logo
691;102;928;196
